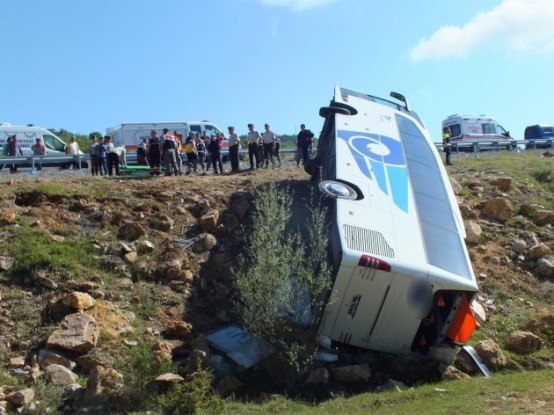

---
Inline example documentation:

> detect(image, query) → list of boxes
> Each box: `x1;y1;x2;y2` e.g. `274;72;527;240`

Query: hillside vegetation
0;150;552;414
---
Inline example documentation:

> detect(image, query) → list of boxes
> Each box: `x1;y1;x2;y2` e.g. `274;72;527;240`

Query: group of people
1;134;45;173
88;135;127;176
130;123;316;176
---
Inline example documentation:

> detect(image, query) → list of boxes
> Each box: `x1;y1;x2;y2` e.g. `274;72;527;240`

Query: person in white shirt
246;123;261;170
261;123;276;168
227;126;241;172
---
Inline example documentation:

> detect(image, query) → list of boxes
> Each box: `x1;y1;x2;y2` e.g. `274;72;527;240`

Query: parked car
524;124;554;149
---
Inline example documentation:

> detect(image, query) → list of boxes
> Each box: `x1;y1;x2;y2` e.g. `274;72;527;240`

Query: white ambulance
442;114;512;143
106;121;227;151
0;123;69;156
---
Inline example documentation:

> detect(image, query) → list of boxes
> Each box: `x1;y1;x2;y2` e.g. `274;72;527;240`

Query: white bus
311;87;479;357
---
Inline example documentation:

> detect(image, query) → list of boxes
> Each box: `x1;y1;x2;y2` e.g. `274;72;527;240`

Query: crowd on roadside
1;123;316;177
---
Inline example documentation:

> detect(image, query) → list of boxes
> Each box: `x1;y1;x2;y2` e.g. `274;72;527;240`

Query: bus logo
338;130;409;213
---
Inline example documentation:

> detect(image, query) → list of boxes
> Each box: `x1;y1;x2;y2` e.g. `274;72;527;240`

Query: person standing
274;135;281;167
246;123;261;170
227;126;240;172
31;138;46;171
89;136;98;175
296;124;314;167
442;127;452;166
95;137;108;176
162;132;179;176
137;138;148;165
147;130;162;176
261;123;276;168
104;136;120;176
66;136;80;170
195;133;206;172
184;133;198;174
208;134;222;174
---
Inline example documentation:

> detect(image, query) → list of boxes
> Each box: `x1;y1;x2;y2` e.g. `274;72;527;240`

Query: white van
311;88;479;357
442;114;512;143
0;123;69;156
106;121;228;151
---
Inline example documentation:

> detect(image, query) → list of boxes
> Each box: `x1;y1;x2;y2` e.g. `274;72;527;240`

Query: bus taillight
358;255;391;272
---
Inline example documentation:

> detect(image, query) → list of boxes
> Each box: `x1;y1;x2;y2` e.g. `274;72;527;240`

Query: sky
1;0;554;142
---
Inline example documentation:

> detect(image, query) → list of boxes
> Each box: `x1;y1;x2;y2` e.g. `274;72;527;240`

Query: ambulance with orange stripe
107;121;228;152
311;87;481;363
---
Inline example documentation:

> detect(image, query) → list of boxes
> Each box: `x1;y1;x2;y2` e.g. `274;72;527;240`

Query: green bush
234;183;332;387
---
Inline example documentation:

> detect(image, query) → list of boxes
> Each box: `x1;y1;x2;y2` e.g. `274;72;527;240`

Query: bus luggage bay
312;87;479;357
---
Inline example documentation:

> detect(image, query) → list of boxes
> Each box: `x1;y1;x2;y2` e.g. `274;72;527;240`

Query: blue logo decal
338;130;409;213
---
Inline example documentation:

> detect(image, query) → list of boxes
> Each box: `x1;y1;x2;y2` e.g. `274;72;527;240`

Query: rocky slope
0;156;552;414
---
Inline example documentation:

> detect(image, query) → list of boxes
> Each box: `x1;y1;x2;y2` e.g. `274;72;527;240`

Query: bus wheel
304;158;320;180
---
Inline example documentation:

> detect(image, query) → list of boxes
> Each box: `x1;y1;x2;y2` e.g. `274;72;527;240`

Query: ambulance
442;114;512;143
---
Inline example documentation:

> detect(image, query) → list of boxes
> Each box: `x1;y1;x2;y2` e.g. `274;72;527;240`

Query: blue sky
1;0;553;141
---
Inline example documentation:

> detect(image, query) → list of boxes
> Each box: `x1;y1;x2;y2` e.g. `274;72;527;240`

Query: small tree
234;182;332;387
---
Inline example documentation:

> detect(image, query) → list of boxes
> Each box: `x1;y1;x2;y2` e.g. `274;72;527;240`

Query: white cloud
411;0;554;61
259;0;341;12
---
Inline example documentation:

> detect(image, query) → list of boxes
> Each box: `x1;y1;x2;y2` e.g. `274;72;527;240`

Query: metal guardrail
435;138;553;153
0;154;90;169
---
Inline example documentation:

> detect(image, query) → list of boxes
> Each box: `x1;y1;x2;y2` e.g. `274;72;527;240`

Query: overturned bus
310;87;479;359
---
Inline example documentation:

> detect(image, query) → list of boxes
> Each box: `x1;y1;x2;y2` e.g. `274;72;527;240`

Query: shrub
234;182;332;387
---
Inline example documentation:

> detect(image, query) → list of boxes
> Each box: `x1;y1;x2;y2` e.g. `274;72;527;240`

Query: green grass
215;370;553;415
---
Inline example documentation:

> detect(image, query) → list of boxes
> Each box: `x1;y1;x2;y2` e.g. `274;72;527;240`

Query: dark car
524;124;554;149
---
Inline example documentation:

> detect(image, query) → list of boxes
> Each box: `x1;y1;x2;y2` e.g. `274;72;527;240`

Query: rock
75;348;113;371
154;373;184;384
62;292;96;311
8;357;25;368
505;331;543;354
123;251;137;263
45;364;79;385
231;198;251;219
185;349;209;373
39;348;76;370
535;210;554;226
331;364;371;383
216;376;243;397
199;210;220;231
379;379;409;392
441;365;470;381
0;210;16;225
221;213;240;231
489;177;512;191
118;221;146;241
52;234;65;243
511;239;527;254
115;278;134;289
200;233;218;251
464;220;482;244
521;231;540;246
528;243;551;259
36;274;59;289
162;259;183;280
0;256;15;271
190;334;209;354
305;367;329;386
153;340;174;361
482;197;513;222
136;240;155;253
5;388;34;407
473;340;507;371
524;313;554;335
84;366;124;402
449;177;462;195
163;320;193;337
471;299;487;326
47;313;99;354
152;214;174;232
62;383;85;406
536;258;554;277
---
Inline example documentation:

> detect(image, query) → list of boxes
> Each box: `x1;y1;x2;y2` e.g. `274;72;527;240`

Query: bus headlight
319;180;358;200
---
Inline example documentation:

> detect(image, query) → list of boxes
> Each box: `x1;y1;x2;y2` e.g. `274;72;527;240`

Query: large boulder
535;210;554;226
199;210;220;231
528;243;551;259
47;313;99;354
489;177;512;191
536;258;554;278
482;197;513;222
474;340;507;371
84;365;124;403
45;364;79;385
505;331;543;354
38;348;76;370
62;292;96;311
524;313;554;335
464;220;482;244
5;388;34;407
